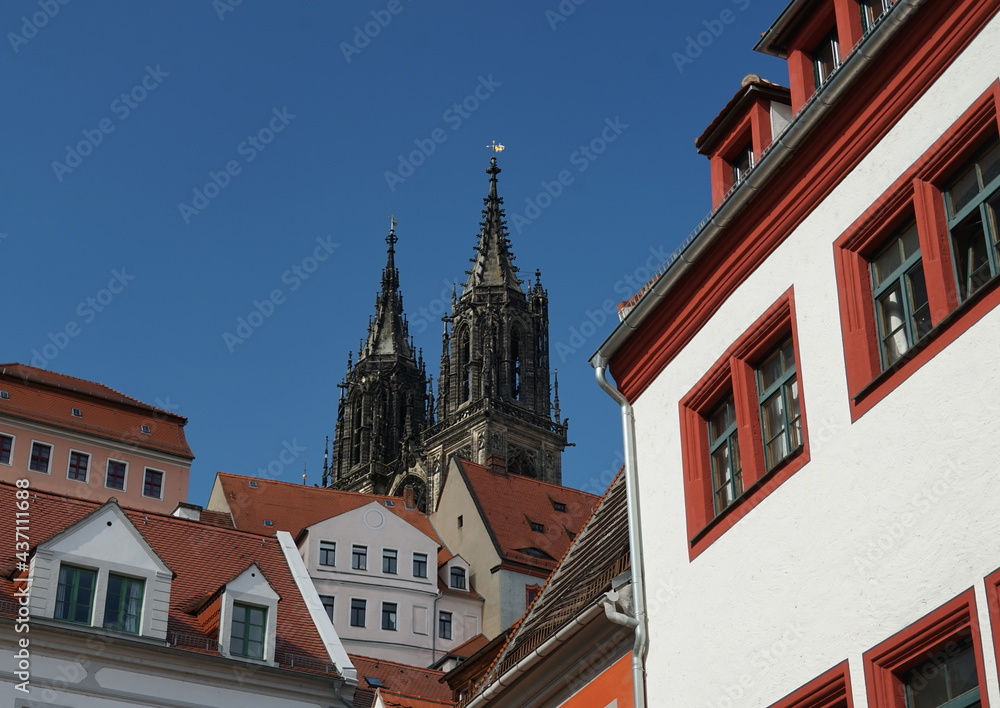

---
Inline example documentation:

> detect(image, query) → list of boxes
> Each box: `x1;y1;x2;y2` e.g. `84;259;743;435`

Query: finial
535;269;541;285
486;141;505;153
386;217;398;248
553;369;562;424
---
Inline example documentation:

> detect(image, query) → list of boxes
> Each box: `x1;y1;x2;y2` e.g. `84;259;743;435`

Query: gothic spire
363;225;413;359
464;157;522;293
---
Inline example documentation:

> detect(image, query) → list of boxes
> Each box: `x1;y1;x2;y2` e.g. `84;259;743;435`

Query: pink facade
0;363;193;512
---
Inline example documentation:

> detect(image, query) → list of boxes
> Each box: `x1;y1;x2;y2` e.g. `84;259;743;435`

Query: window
861;0;894;33
320;595;335;622
71;407;82;417
350;598;366;627
319;541;336;567
757;337;803;471
352;545;367;570
105;460;127;491
103;574;143;634
680;291;810;558
834;87;1000;420
732;141;754;185
439;611;453;640
812;31;840;88
526;584;542;609
143;468;164;499
530;521;545;533
29;442;51;473
457;515;463;528
708;394;742;514
140;424;151;434
381;602;397;631
55;564;96;624
769;661;851;707
230;603;266;659
450;566;466;590
67;450;90;482
870;222;931;368
864;590;986;708
382;549;397;574
413;552;428;578
552;500;567;512
0;434;12;464
945;139;1000;301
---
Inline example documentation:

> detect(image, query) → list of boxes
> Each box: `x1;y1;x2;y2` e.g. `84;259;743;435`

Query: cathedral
323;156;569;510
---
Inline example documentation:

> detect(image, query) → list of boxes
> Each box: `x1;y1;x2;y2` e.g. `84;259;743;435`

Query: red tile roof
377;693;454;708
0;482;337;677
448;633;490;659
198;509;236;528
0;363;193;458
352;655;453;703
214;472;443;544
451;460;600;575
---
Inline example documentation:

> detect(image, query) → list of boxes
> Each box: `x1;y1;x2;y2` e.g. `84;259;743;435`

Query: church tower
420;156;569;505
325;226;432;506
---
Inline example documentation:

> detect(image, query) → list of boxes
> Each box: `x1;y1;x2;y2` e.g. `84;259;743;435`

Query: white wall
631;20;1000;708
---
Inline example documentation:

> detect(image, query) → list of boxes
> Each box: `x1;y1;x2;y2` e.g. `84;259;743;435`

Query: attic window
384;500;395;507
521;547;549;559
263;520;273;527
249;480;259;488
365;677;385;688
71;408;82;417
530;522;545;533
140;425;151;434
552;501;566;512
0;390;9;400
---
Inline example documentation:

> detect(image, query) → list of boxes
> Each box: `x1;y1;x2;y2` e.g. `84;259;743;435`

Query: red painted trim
769;660;853;708
863;589;990;708
781;3;838;110
679;289;811;559
986;566;1000;688
833;82;1000;420
609;0;999;405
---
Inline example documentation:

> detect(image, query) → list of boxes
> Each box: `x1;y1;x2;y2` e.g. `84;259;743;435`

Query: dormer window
140;424;151;434
450;566;467;590
103;574;144;634
861;0;893;34
71;407;82;417
55;565;97;624
732;142;755;186
812;31;840;88
0;390;9;399
529;521;545;533
230;603;267;659
552;500;567;512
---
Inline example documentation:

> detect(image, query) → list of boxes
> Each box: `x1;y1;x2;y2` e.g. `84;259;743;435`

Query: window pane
948;163;981;216
877;285;910;365
908;266;932;340
708;397;735;440
980;141;1000;187
951;209;991;299
873;238;904;287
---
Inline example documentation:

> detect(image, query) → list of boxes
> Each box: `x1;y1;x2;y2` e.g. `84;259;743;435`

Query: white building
589;0;1000;706
0;482;356;707
208;472;484;666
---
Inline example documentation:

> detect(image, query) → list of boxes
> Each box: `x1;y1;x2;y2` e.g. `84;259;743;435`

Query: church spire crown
464;157;522;294
364;224;413;359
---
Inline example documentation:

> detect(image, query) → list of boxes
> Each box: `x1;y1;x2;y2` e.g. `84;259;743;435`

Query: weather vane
486;141;505;153
389;214;397;231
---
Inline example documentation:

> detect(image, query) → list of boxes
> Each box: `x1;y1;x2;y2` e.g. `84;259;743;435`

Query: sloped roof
694;76;791;154
452;459;600;575
467;469;630;701
213;472;443;543
449;633;490;659
378;693;454;708
0;363;192;458
352;655;453;707
198;509;236;528
0;483;339;677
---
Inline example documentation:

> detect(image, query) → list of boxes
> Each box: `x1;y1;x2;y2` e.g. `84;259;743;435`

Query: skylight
71;407;82;417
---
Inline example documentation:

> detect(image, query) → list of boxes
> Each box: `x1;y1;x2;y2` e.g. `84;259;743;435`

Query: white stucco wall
631;18;1000;708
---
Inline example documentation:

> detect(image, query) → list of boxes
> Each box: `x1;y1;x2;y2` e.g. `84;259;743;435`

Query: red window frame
105;459;127;490
985;566;1000;688
863;589;990;708
679;289;810;559
68;450;90;482
769;661;853;708
834;82;1000;420
143;467;164;499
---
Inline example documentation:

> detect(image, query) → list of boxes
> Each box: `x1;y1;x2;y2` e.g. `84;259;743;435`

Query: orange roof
0;363;192;458
215;472;443;544
198;509;235;528
0;482;338;677
448;633;490;659
378;692;454;708
352;655;453;703
452;460;600;575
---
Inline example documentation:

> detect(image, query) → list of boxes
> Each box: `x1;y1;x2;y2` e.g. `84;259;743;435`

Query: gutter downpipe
594;363;647;708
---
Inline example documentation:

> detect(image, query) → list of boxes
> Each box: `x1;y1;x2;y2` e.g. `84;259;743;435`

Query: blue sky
1;1;788;506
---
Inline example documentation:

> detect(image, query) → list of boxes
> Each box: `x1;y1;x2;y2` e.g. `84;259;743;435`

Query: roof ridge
0;362;186;420
351;654;447;674
459;460;600;499
219;471;407;499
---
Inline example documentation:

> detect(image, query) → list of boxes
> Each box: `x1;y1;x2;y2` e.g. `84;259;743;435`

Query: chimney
171;501;203;521
403;485;416;509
